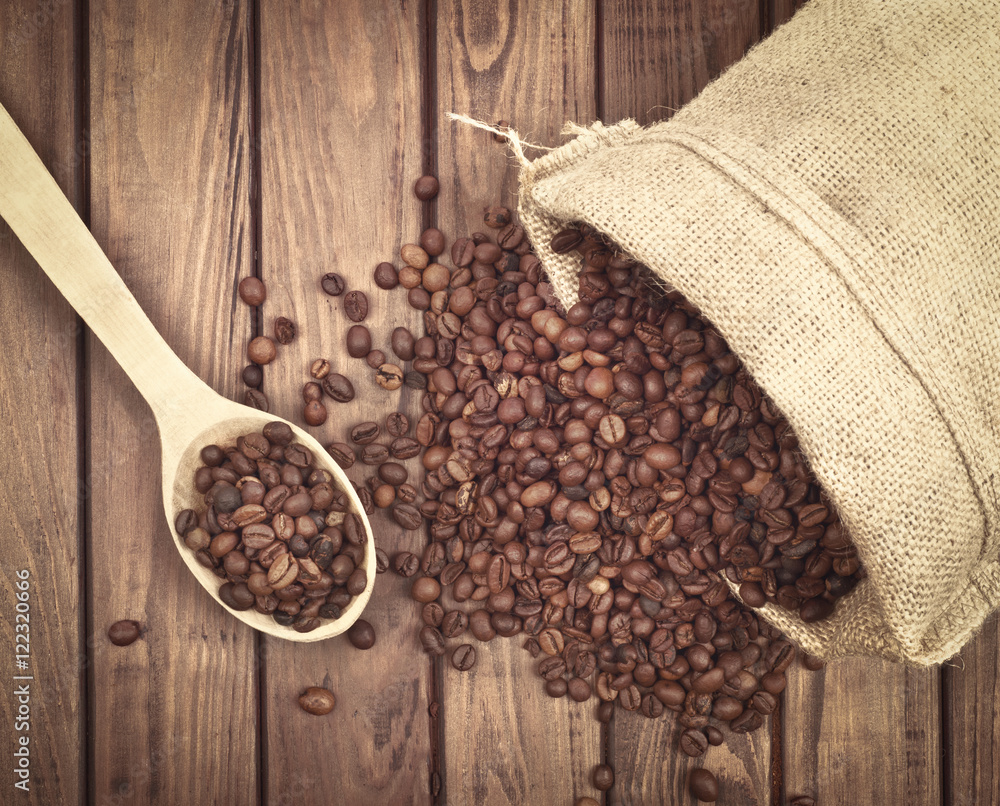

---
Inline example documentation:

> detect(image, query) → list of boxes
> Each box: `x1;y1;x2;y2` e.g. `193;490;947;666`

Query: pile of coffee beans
225;169;842;803
174;421;369;633
297;176;854;804
366;212;864;661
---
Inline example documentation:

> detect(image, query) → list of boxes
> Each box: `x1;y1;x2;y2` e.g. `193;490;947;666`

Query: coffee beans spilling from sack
545;223;866;622
310;183;856;804
175;421;369;632
365;211;860;739
230;174;841;803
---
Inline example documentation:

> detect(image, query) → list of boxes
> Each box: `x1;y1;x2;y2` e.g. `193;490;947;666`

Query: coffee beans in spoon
175;422;367;634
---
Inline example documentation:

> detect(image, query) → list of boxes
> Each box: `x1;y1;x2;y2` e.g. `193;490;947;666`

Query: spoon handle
0;101;214;424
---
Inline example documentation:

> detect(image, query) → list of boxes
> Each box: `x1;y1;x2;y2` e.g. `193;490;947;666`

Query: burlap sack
511;0;1000;664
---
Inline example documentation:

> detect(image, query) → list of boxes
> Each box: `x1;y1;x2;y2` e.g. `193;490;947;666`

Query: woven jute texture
514;0;1000;664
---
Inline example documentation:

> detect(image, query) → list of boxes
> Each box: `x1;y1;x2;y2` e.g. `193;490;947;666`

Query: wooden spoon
0;101;375;642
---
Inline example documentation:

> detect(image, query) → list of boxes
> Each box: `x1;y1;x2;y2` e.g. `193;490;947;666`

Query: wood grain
433;2;603;804
598;2;771;803
9;3;997;804
782;657;940;804
600;0;761;126
435;0;598;225
944;613;1000;806
0;2;83;804
768;0;807;32
257;1;433;803
86;1;257;803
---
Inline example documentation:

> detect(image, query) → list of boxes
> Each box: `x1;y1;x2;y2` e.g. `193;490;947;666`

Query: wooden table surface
2;1;998;804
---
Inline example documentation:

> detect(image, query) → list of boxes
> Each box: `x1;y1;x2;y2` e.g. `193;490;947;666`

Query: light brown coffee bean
298;687;336;715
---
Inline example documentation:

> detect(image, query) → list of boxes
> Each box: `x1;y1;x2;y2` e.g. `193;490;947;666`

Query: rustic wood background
1;0;997;804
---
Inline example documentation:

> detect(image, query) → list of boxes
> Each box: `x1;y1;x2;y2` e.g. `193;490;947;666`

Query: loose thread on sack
446;112;553;168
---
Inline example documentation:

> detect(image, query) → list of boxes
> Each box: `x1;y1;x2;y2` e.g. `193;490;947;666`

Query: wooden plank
783;657;940;804
600;0;762;127
0;3;84;804
257;2;433;803
599;2;771;803
769;0;807;32
613;707;771;806
944;612;1000;806
433;2;603;804
86;1;257;803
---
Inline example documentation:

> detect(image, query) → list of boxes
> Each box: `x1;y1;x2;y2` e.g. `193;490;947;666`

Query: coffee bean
322;373;355;402
391;327;416;361
238;276;266;306
592;763;615;792
407;287;431;310
688;768;718;802
262;421;293;446
419;625;446;656
345;325;372;358
421;603;444;629
451;644;477;671
347;619;376;650
802;653;826;671
346;567;368;596
325;442;355;469
174;508;198;535
411;576;441;603
401;243;429;269
304;400;327;426
298;687;336;715
441;610;468;639
274;317;296;345
414;175;440;201
483;205;510;228
378;462;408;486
393;552;420;577
393;503;423;530
373;262;399;290
375;363;404;390
551;227;583;254
231;582;255;610
390;437;420;460
242;364;263;388
680;728;709;757
739;580;767;608
320;273;345;296
385;412;409;437
344;290;369;322
421;228;446;257
361;444;389;465
108;620;142;646
350;421;380;445
544;678;568;698
373;485;395;508
568;677;592;702
247;336;276;365
800;596;835;623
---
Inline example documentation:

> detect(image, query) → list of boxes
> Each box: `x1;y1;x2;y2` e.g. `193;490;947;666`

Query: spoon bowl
0;101;375;641
163;400;376;642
